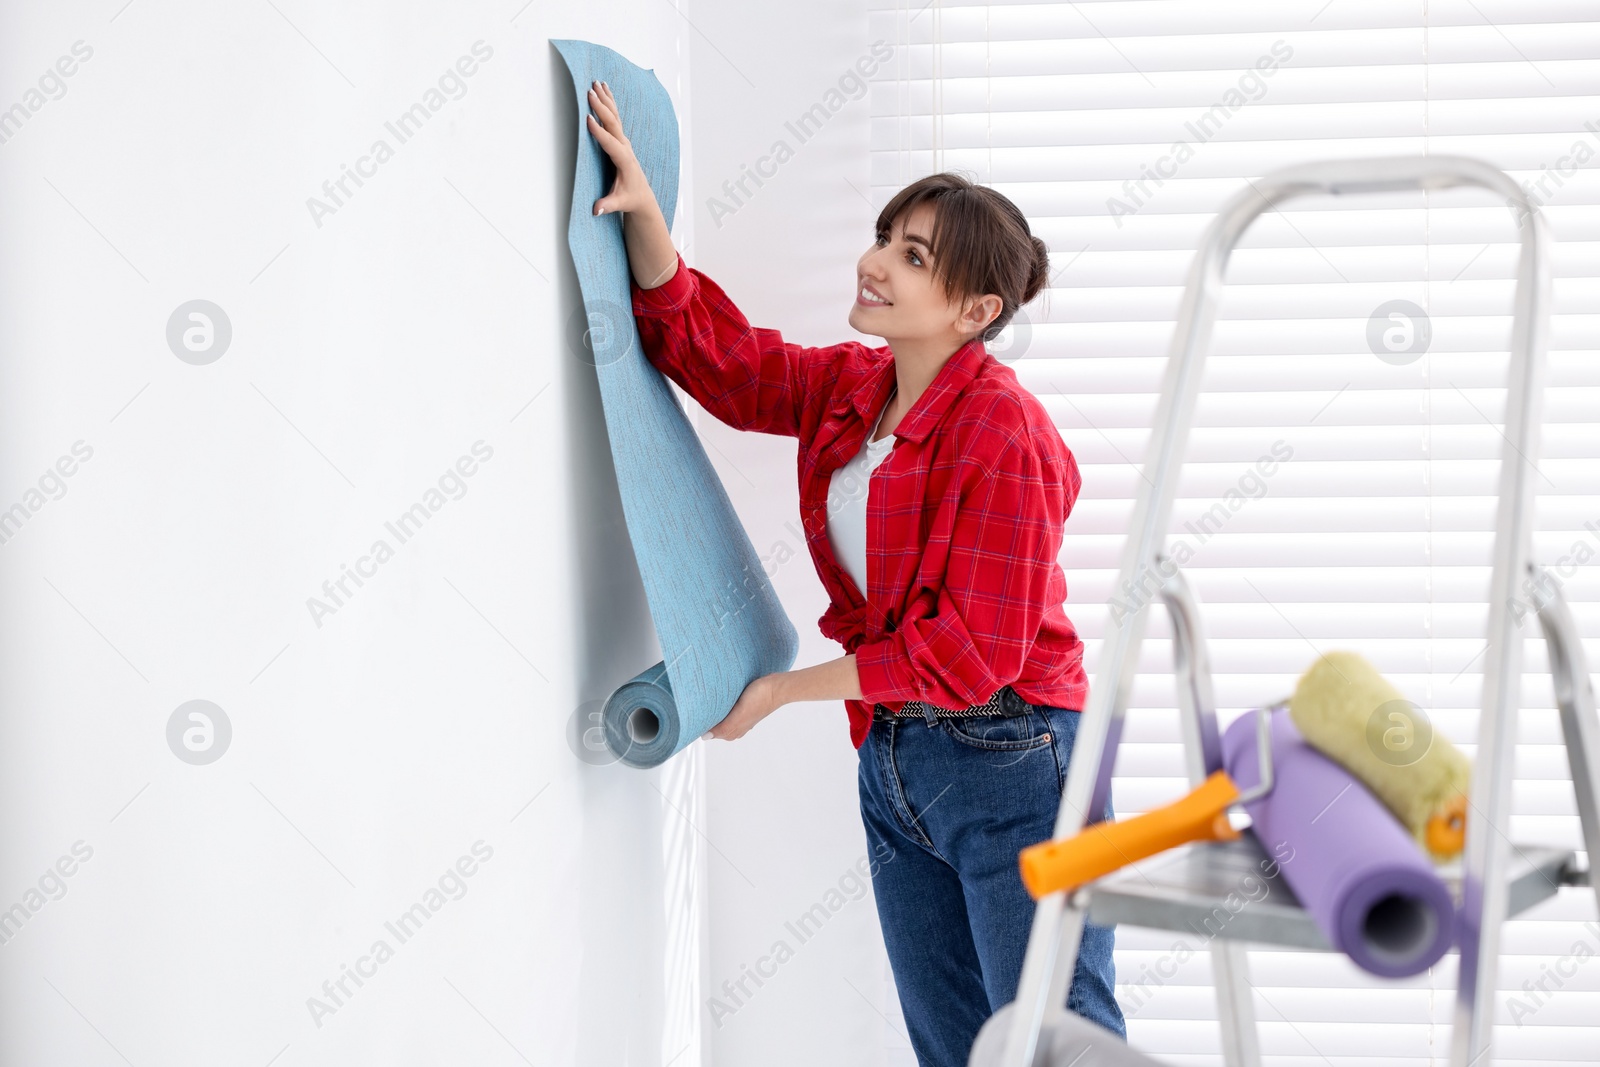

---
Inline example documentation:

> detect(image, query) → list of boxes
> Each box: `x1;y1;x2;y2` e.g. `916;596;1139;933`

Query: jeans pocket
941;710;1054;752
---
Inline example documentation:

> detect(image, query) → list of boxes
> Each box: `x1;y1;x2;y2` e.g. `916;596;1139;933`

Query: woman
585;80;1125;1063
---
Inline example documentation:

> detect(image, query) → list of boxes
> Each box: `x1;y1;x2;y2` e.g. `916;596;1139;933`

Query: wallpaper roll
1221;706;1455;978
553;40;798;768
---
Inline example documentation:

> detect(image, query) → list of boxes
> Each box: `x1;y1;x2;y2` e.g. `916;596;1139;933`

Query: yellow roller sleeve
1288;651;1471;861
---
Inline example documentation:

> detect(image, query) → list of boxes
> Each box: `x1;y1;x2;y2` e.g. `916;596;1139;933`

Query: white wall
0;2;705;1064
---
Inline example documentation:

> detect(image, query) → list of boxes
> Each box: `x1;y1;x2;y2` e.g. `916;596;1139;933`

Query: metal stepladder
988;155;1600;1067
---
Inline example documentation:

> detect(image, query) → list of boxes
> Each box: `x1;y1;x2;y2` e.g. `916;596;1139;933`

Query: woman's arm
622;201;678;291
706;655;863;742
773;654;863;703
587;80;842;440
854;416;1076;709
629;257;827;438
707;412;1076;742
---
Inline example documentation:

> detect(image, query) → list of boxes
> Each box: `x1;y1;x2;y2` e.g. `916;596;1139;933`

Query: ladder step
1084;832;1574;950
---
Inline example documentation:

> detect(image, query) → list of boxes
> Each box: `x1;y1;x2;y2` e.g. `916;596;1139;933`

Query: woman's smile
857;281;892;307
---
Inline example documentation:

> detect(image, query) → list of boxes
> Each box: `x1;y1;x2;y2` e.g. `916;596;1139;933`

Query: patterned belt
872;685;1027;725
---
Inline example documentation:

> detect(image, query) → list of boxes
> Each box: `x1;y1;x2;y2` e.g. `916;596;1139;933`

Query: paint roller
1288;650;1471;861
1019;702;1457;977
1220;705;1456;977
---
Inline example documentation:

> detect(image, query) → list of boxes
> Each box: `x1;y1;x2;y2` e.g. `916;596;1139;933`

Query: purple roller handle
1221;706;1455;977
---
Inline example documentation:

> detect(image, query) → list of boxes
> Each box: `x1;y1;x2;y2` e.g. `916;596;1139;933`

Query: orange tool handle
1019;770;1243;900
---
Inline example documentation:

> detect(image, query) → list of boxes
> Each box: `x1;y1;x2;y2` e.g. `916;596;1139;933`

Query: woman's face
849;202;1000;346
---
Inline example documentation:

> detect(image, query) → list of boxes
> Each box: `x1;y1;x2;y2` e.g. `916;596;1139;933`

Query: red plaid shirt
630;252;1088;749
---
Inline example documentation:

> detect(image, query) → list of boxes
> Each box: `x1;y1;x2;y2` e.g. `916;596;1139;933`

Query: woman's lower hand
585;80;656;217
705;673;785;742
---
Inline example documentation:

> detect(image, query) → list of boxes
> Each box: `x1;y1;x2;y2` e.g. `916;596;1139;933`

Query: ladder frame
995;154;1600;1067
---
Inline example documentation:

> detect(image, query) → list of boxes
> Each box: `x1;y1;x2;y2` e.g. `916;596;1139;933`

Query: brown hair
874;171;1050;342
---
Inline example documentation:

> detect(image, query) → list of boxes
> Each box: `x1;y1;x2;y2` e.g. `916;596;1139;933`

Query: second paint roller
1289;650;1472;860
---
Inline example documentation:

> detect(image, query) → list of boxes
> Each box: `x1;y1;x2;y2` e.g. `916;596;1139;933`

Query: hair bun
1023;236;1050;305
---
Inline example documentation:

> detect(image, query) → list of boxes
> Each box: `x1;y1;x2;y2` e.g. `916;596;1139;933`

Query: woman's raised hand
586;81;657;218
584;79;679;290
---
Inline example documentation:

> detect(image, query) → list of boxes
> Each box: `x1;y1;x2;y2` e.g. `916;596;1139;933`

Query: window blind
867;2;1600;1063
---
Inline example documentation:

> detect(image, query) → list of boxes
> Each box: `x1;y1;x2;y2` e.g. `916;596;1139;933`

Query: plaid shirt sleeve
630;251;820;438
854;414;1078;707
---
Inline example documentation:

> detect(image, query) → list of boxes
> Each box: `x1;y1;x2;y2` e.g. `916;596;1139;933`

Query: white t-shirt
826;391;897;597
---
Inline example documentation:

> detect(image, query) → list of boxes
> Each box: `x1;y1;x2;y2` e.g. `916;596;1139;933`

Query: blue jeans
856;702;1125;1067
